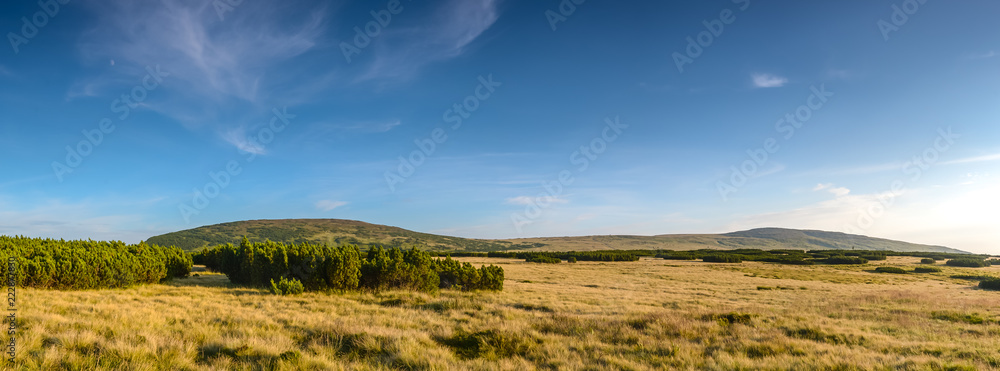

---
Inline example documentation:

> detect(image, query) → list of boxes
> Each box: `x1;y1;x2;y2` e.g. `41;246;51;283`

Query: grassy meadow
9;256;1000;370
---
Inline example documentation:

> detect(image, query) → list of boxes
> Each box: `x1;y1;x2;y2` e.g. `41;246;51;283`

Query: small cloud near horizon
752;73;788;88
316;200;348;211
505;196;568;205
965;51;997;60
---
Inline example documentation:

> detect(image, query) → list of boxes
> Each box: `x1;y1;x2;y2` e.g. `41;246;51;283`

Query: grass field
9;256;1000;370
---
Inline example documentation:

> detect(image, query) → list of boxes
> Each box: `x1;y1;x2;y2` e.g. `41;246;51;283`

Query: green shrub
702;255;743;263
875;267;908;274
931;311;987;324
919;258;936;264
702;312;755;326
435;257;503;291
525;256;561;264
822;256;869;265
197;240;503;293
979;278;1000;291
0;236;189;290
950;274;997;281
914;266;942;273
567;257;577;263
988;259;1000;266
657;252;696;260
437;330;534;360
947;258;989;268
762;256;815;265
270;277;304;295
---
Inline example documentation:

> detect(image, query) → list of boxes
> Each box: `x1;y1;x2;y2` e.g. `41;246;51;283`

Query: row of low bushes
655;249;873;265
0;235;191;290
194;239;503;293
874;267;909;274
821;256;869;265
488;250;643;262
946;258;992;268
525;256;562;264
652;248;997;268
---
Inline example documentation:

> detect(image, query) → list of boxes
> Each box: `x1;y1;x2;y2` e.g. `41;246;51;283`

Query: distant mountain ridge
146;219;967;254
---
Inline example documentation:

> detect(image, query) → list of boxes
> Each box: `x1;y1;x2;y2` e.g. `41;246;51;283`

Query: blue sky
1;0;998;253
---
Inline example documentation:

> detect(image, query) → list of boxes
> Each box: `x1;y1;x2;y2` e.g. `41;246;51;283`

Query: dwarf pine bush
947;258;989;268
823;256;869;265
702;255;743;263
270;277;305;295
979;278;1000;291
875;267;908;274
196;239;504;293
0;236;190;289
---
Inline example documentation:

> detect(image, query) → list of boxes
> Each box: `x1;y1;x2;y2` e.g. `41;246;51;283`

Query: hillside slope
146;219;542;252
147;219;966;254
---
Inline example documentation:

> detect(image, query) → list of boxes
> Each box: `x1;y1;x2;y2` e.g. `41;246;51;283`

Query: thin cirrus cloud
326;120;402;133
222;127;267;156
812;183;849;197
505;196;569;205
355;0;501;81
78;0;325;103
965;51;997;60
75;0;500;153
751;73;788;88
76;0;326;153
316;200;348;212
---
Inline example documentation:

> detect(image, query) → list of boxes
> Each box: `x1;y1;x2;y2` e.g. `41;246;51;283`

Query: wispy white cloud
357;0;500;81
77;0;326;150
505;195;569;206
941;152;1000;165
751;73;788;88
825;69;851;80
80;0;324;102
811;183;849;197
828;186;850;197
316;200;348;211
965;51;997;60
222;127;267;155
800;152;1000;178
323;120;402;133
752;164;786;178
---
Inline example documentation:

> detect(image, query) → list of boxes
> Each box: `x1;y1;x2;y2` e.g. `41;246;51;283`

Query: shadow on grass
166;273;234;288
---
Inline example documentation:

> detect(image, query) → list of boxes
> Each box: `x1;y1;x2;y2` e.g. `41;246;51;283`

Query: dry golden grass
7;257;1000;370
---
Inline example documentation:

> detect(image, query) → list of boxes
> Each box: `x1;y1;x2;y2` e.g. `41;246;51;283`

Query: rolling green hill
146;219;967;254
